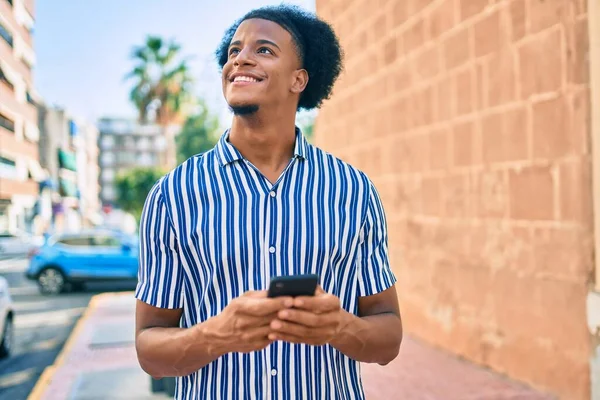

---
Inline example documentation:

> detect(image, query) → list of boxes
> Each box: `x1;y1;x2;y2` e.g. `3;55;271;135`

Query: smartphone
267;274;320;298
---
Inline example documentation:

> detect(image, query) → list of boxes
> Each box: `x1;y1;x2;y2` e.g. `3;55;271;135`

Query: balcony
22;0;33;16
0;20;13;48
0;177;37;198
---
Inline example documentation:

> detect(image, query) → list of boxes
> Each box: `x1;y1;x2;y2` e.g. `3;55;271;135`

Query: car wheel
38;268;65;295
0;316;13;358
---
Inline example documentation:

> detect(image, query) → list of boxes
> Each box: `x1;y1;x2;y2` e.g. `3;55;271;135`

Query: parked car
0;231;44;259
0;276;14;358
25;229;139;295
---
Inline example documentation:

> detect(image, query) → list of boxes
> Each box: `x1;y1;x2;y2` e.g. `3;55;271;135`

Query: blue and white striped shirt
136;128;396;399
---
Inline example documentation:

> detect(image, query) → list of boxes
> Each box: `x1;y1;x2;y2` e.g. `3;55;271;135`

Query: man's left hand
268;287;348;346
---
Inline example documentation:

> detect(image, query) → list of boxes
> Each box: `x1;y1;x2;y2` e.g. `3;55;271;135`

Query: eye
228;47;240;57
258;47;274;55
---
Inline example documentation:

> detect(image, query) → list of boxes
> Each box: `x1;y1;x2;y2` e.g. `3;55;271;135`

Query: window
100;135;115;149
58;237;91;247
0;66;14;92
91;235;120;247
26;91;35;105
6;0;13;6
0;112;14;133
101;169;115;182
0;156;16;179
0;21;13;48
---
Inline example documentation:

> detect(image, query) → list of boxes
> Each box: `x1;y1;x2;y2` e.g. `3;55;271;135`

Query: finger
242;290;268;298
315;285;325;295
293;293;340;313
240;325;272;342
277;308;321;327
241;297;294;317
268;332;324;346
270;319;314;337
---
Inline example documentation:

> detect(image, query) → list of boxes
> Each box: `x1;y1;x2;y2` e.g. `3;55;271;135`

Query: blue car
25;229;139;295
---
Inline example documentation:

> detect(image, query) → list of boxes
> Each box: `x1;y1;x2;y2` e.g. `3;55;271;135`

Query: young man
135;5;402;399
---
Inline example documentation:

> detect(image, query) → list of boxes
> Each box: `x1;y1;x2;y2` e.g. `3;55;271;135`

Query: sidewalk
28;292;555;400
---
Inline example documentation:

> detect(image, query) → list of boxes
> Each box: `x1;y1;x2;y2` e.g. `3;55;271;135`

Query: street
0;257;136;400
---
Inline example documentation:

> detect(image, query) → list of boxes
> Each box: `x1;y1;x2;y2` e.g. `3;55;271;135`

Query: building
0;0;43;234
97;117;167;205
37;105;100;232
314;1;598;399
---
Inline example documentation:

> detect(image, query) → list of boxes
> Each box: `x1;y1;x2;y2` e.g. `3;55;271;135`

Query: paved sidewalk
28;292;555;399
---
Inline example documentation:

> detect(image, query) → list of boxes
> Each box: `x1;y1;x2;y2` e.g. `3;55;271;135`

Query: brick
437;75;455;121
391;95;409;132
482;107;528;163
475;62;486;112
410;86;436;128
404;18;427;54
429;127;451;170
429;0;456;39
406;134;430;172
455;67;475;115
527;0;568;35
535;279;590;358
384;36;398;65
532;96;574;159
443;27;471;70
509;0;526;41
393;1;411;26
566;19;589;85
474;9;502;57
509;165;555;220
373;14;388;44
472;168;509;218
531;226;593;283
569;88;590;154
421;175;442;215
558;159;593;224
413;45;440;81
518;28;562;98
459;0;489;21
393;61;413;95
452;120;477;166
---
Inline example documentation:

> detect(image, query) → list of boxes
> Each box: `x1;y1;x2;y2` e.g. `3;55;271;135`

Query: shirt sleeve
135;181;184;309
357;180;397;297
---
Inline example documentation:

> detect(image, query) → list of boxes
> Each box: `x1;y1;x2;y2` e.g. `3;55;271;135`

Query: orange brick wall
314;0;592;398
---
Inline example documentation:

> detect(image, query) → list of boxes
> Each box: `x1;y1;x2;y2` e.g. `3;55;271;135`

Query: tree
115;167;166;221
175;101;220;163
125;35;194;168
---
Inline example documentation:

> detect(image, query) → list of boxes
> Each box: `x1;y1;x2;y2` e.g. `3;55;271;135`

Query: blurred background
0;0;598;399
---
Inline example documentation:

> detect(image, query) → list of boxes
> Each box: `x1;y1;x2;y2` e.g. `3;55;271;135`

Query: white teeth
234;76;259;83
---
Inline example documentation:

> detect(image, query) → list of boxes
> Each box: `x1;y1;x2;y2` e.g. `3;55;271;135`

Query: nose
233;46;256;67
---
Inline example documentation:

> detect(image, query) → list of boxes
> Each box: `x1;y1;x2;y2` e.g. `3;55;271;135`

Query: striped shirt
135;128;396;400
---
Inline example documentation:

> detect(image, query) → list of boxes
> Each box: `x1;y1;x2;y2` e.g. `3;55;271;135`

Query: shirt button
269;246;276;254
271;369;277;376
269;191;276;198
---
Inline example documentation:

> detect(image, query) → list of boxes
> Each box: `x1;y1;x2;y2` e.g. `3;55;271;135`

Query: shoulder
308;144;373;190
158;149;218;201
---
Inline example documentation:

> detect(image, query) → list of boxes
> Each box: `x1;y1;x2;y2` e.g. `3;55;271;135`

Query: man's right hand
201;291;294;355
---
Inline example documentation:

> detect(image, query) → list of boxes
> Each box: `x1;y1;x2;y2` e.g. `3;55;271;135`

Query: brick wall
314;0;592;398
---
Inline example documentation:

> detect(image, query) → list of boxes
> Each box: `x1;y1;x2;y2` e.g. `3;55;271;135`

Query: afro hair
215;4;343;110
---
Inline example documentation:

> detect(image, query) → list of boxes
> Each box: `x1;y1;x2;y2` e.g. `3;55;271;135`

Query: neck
228;108;297;170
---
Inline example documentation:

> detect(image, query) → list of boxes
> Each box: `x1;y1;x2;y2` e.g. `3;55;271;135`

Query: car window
58;237;92;246
91;236;121;247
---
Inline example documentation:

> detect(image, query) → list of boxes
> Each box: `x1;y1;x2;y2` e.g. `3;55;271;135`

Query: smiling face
222;18;308;114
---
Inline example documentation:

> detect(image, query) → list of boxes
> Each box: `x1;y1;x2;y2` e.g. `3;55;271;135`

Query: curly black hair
215;4;344;110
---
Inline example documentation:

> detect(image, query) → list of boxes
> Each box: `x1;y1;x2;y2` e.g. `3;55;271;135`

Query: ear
290;69;309;94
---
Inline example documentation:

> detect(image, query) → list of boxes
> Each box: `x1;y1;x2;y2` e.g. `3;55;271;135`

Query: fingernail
279;311;288;319
284;299;293;307
269;333;277;340
272;320;282;329
295;299;303;307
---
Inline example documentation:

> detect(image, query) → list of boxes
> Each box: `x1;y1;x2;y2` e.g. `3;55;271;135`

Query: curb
26;292;130;400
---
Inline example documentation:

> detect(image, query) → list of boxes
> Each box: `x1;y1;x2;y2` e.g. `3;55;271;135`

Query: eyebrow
229;39;281;51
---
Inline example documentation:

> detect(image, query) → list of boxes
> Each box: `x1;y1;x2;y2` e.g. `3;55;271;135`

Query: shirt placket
265;183;280;399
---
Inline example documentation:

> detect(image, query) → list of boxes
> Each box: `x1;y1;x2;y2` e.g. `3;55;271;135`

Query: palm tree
126;36;194;168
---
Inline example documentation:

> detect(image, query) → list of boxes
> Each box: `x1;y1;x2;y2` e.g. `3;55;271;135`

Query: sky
34;0;316;126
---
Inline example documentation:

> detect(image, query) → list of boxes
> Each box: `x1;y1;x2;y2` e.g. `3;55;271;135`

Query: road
0;257;136;400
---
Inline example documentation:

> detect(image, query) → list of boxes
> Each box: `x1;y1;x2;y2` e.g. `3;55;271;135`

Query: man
135;5;402;399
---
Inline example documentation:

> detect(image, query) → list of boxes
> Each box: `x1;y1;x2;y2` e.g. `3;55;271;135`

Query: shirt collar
216;126;310;167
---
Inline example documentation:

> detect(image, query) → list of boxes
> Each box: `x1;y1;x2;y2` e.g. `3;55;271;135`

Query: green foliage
125;35;194;126
175;101;220;163
115;167;166;221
